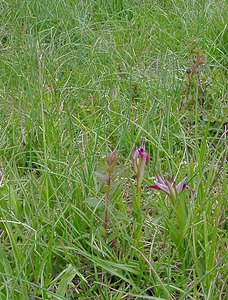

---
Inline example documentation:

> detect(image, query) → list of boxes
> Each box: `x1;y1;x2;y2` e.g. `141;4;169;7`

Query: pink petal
140;150;149;164
176;177;187;192
155;181;170;193
155;174;165;185
132;147;139;160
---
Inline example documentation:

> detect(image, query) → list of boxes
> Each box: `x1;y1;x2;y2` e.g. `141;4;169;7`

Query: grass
0;0;227;299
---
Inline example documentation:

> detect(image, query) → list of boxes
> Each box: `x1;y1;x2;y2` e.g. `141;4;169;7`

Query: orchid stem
137;183;141;211
134;181;142;247
104;174;111;234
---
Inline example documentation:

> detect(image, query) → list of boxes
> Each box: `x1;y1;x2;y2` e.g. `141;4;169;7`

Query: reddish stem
104;173;111;232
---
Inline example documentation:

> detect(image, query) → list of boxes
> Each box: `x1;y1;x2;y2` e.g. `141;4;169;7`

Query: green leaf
113;165;129;177
94;170;108;183
56;264;77;297
85;197;103;208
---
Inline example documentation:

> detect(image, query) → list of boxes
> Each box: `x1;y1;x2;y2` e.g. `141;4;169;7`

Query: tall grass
0;0;227;299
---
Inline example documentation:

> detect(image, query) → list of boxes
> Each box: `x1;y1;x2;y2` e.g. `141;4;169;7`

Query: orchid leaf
94;170;108;183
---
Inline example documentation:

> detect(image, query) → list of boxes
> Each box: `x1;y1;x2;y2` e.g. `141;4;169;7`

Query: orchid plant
132;140;149;209
149;173;194;263
149;174;194;204
132;140;150;188
104;151;120;232
132;140;149;246
94;151;120;235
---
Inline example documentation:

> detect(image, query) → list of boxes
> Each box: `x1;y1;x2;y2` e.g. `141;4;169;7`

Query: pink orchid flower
132;140;149;169
149;174;194;200
132;140;149;187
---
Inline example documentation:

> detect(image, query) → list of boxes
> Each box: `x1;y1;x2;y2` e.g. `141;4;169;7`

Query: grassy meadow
0;0;227;299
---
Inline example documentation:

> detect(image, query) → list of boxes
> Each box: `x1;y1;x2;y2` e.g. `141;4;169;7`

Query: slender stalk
136;183;141;211
104;174;111;232
134;182;142;247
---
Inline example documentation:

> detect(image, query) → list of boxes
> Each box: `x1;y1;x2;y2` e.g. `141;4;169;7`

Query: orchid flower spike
132;140;149;171
132;140;149;186
149;174;194;201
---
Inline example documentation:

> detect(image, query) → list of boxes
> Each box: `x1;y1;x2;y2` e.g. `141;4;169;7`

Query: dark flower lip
139;149;149;164
132;140;150;164
148;185;161;190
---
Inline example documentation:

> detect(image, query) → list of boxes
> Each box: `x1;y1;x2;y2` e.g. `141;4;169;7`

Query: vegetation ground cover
0;0;227;299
